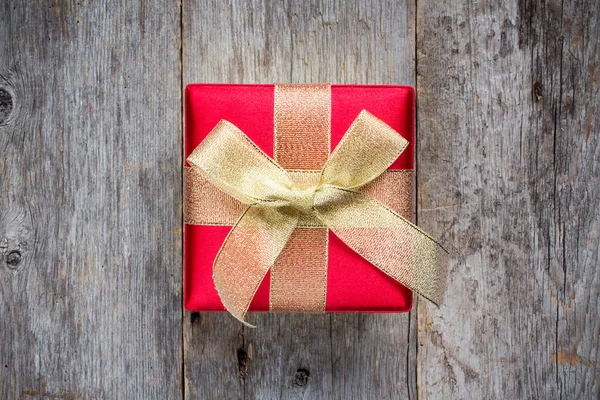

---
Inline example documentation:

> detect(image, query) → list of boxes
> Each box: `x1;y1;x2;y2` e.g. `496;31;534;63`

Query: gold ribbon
186;109;448;327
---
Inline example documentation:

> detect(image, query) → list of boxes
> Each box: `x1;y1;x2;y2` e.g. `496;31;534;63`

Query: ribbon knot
187;110;448;327
286;183;318;215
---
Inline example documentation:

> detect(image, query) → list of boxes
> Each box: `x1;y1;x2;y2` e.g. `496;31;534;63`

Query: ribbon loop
187;120;294;208
320;110;408;190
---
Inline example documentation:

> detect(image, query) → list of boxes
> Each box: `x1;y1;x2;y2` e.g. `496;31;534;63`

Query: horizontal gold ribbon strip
184;168;415;227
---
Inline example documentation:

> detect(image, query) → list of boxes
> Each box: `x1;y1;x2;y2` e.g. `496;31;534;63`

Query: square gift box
184;84;416;315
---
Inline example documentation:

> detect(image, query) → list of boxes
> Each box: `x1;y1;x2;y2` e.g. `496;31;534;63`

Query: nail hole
190;312;201;325
533;81;543;103
6;250;22;269
294;368;310;387
0;88;13;124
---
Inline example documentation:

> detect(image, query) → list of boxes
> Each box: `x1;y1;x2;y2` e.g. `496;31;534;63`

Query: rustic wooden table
1;1;598;399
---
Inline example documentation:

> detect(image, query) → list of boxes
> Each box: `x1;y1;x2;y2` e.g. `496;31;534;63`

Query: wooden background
1;0;598;398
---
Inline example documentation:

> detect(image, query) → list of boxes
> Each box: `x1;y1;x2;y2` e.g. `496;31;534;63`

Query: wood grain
0;2;182;398
416;0;600;398
1;0;598;398
182;1;417;399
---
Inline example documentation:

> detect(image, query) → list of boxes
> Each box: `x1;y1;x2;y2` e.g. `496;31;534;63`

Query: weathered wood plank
0;2;182;398
416;0;600;398
182;1;417;398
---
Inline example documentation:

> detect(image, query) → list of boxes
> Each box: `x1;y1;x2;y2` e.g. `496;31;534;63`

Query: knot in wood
6;250;22;269
0;88;13;124
294;368;310;386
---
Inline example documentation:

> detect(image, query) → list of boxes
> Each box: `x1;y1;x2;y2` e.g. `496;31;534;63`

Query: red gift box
184;84;415;313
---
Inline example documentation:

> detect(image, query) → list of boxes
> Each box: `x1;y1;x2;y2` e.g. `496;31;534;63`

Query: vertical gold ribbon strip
270;84;331;313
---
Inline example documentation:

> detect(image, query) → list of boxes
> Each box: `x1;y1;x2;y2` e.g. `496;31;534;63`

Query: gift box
184;83;445;323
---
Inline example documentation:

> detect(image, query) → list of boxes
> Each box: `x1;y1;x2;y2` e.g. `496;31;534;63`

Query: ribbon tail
213;205;299;327
314;186;448;305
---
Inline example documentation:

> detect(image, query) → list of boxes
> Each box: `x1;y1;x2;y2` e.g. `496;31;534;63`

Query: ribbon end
415;288;445;309
241;320;257;329
232;312;256;328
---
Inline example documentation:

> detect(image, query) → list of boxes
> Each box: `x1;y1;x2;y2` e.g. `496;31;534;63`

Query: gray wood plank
416;0;600;398
182;1;417;399
0;2;182;398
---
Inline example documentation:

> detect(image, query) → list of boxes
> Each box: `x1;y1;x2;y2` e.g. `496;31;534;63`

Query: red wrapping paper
184;84;415;312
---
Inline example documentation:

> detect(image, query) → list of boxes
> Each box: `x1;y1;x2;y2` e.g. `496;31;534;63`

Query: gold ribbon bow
187;109;448;327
